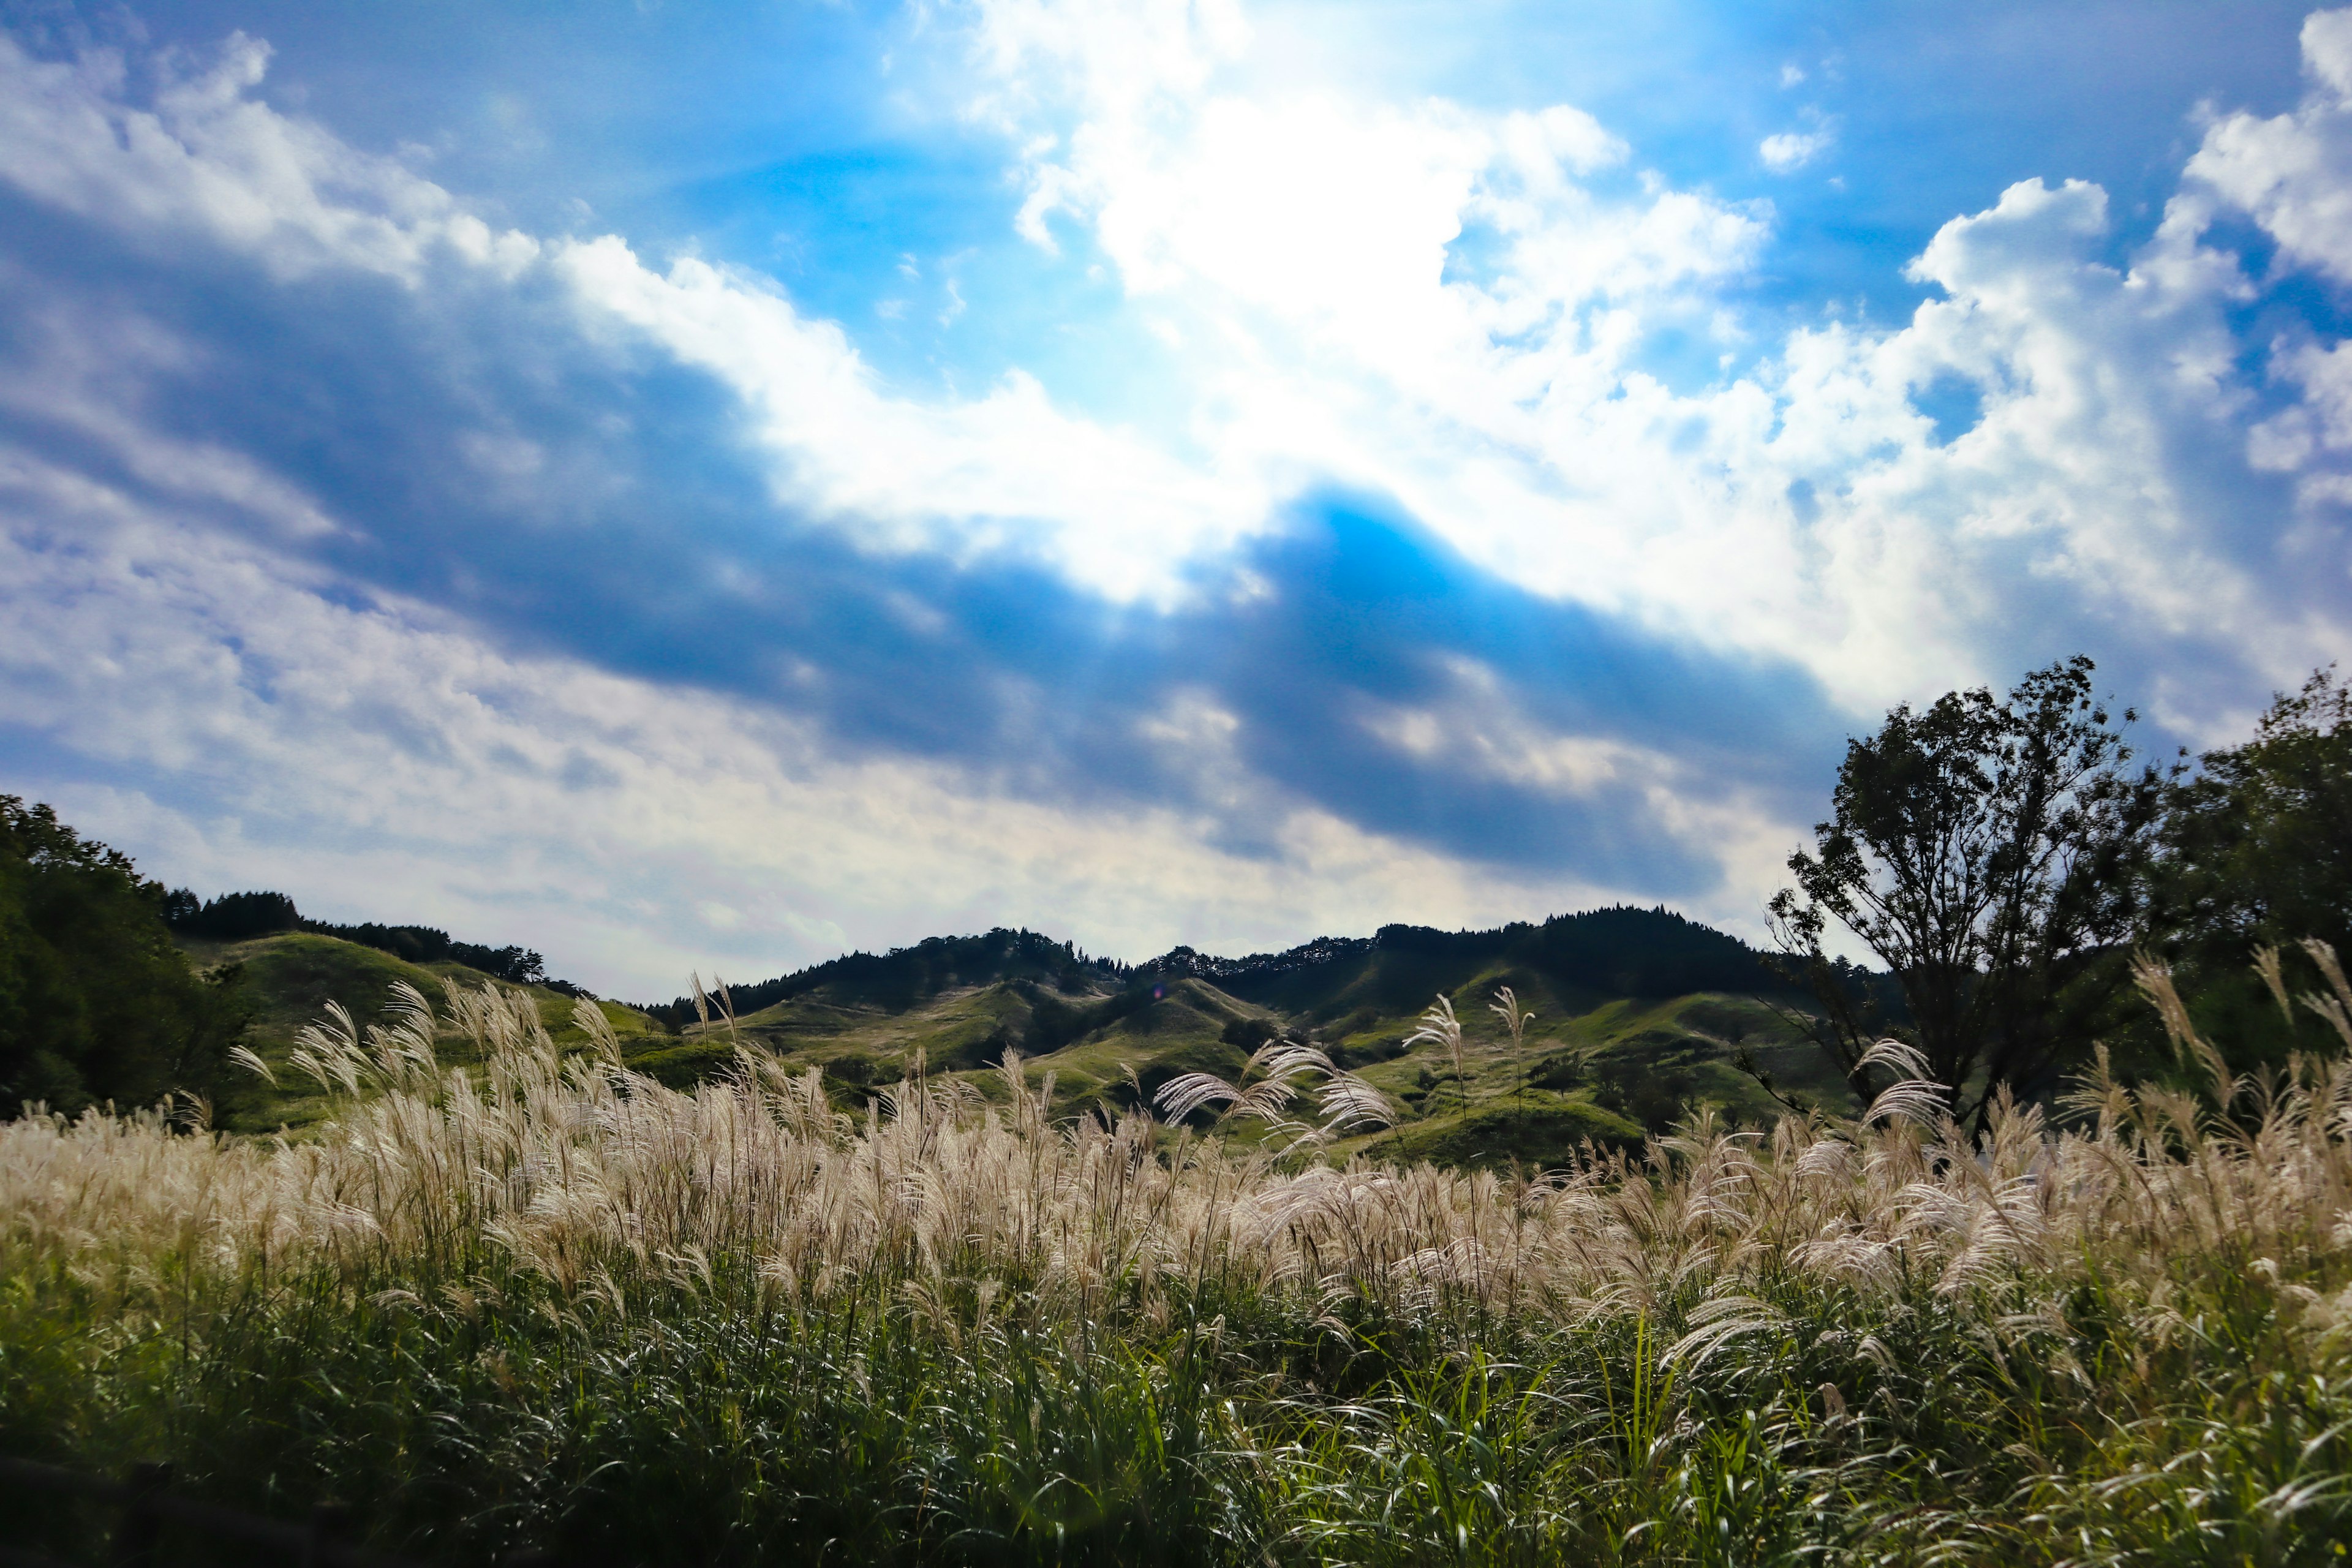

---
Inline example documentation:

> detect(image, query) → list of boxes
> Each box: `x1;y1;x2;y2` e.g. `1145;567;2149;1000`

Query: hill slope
175;930;662;1133
631;908;1861;1167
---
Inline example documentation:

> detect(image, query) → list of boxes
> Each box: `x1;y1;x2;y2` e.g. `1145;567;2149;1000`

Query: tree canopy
1771;657;2171;1114
2152;666;2352;965
2141;666;2352;1063
0;797;249;1114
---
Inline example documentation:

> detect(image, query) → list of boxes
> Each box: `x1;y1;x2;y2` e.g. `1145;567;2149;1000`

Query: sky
2;0;2349;1000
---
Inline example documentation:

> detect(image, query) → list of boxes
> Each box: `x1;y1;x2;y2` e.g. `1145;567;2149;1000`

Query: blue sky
1;0;2348;997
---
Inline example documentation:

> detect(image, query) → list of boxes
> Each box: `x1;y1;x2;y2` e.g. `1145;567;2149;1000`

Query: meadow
4;955;2351;1566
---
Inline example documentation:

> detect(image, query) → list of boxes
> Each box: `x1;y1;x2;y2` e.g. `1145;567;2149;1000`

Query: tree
0;797;251;1114
2154;666;2351;956
1770;657;2171;1117
2143;666;2352;1058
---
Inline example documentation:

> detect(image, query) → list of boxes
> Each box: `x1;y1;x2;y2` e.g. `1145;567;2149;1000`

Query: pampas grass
5;951;2352;1563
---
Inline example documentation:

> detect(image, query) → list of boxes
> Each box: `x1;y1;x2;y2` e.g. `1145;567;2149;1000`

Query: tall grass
5;961;2352;1563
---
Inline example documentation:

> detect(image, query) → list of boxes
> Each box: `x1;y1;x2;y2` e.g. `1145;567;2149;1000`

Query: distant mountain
645;927;1124;1029
649;905;1794;1029
1143;905;1788;1014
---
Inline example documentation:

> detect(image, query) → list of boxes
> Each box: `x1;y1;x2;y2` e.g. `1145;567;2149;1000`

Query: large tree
2142;666;2352;1059
2153;666;2351;955
0;797;249;1115
1770;657;2171;1116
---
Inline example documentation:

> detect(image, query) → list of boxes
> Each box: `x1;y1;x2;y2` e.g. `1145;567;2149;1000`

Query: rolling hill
184;903;1864;1161
620;907;1864;1167
172;929;665;1134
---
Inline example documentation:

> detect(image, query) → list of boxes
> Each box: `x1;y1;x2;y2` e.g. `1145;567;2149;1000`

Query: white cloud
2179;8;2352;285
0;34;538;282
1759;124;1834;173
941;0;2348;717
0;27;1274;604
555;236;1270;599
7;1;2343;719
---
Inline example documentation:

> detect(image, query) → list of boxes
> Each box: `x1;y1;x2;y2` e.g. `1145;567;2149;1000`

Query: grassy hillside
176;930;662;1133
189;909;1853;1163
628;935;1855;1169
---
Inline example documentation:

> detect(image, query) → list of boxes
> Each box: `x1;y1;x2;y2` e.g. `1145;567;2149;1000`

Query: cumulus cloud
939;0;2345;725
556;236;1269;600
0;33;537;281
2179;9;2352;285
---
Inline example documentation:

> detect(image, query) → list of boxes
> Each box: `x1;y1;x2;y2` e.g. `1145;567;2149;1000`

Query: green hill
627;909;1863;1168
173;930;662;1134
184;905;1862;1164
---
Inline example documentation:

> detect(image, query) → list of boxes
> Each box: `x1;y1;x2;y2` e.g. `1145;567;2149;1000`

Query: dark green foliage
2155;666;2352;958
1591;1056;1698;1134
1022;980;1163;1055
167;886;565;989
0;797;249;1114
301;919;548;986
1772;656;2172;1115
650;930;1121;1029
1154;907;1790;1017
164;888;302;940
623;1036;738;1089
2147;667;2352;1063
1405;1097;1646;1165
1121;1036;1250;1115
1329;1033;1407;1069
1218;1014;1280;1052
1523;1049;1586;1091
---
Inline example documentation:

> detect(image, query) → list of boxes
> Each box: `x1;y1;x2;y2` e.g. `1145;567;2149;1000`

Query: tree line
643;929;1122;1032
0;823;578;1115
1149;905;1792;1005
163;888;561;990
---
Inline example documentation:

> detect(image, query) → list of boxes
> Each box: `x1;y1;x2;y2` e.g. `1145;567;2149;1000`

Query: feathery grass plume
1406;993;1468;1111
2299;939;2352;1052
2132;951;2239;1106
2255;943;2296;1027
1155;1039;1393;1151
1853;1036;1947;1126
711;973;739;1042
1314;1068;1396;1137
1488;986;1531;1054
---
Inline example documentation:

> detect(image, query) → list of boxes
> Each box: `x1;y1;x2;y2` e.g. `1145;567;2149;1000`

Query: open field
3;973;2350;1564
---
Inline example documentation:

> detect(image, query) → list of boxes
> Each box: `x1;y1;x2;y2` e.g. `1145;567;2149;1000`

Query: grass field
4;964;2350;1564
